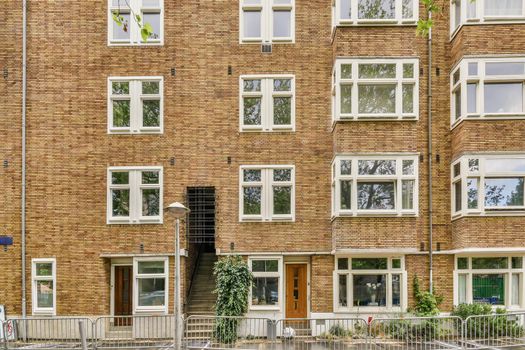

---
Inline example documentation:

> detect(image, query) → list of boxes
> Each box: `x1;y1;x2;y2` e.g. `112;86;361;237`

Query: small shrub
329;324;351;338
411;276;442;317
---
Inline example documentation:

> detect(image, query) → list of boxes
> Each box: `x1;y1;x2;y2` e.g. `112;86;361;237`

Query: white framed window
239;166;295;222
332;58;419;121
334;256;407;312
331;155;418;216
240;75;295;131
133;257;169;313
32;258;56;315
454;256;524;308
451;0;525;35
108;77;163;134
107;166;163;224
249;257;283;310
108;0;163;46
451;57;525;127
332;0;418;26
452;154;525;218
239;0;295;43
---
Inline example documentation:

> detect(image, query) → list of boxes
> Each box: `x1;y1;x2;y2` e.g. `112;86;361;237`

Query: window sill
134;308;168;315
239;40;295;45
452;211;525;221
452;114;525;130
108;130;163;135
334;116;418;122
240;218;295;223
334;307;403;313
107;42;164;47
250;306;280;311
333;212;417;218
240;129;295;133
450;21;525;41
32;310;56;316
335;21;417;27
107;219;163;225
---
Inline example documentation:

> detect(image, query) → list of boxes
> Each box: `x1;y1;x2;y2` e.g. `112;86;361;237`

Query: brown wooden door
285;264;308;319
114;266;132;326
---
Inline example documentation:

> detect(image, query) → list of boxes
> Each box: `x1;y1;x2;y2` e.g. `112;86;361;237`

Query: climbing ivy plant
411;276;443;316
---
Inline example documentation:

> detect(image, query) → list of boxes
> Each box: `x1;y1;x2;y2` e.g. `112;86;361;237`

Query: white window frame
451;154;525;218
32;258;56;316
107;166;163;224
453;255;525;309
334;256;407;313
239;165;295;222
332;58;419;122
108;0;164;46
248;257;283;311
133;257;169;313
332;0;419;27
451;57;525;128
451;0;525;37
239;75;295;132
108;77;164;134
239;0;295;43
331;154;419;217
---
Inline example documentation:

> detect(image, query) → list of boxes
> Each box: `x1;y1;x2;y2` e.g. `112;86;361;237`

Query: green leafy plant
417;0;477;36
111;0;154;41
212;255;253;344
329;324;351;338
412;276;443;317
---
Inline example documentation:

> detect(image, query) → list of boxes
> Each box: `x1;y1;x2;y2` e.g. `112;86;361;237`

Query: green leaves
111;0;154;42
141;23;154;42
416;18;434;37
112;12;128;32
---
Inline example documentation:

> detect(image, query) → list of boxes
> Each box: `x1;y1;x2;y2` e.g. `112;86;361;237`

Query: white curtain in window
458;274;467;304
485;0;522;16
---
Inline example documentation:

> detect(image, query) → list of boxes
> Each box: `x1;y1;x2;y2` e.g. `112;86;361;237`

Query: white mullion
479;61;486;117
351;161;358;214
264;168;271;220
264;0;271;42
351;0;358;22
265;79;272;130
131;170;141;222
132;80;140;132
395;0;401;23
352;63;358;117
396;62;403;120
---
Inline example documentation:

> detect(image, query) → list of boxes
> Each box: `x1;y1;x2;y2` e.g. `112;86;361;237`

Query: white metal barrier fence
462;313;525;349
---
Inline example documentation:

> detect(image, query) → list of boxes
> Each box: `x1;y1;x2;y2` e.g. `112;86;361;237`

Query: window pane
138;278;165;306
112;189;130;216
485;158;525;173
402;180;414;210
454;181;462;212
358;64;397;79
392;274;401;306
484;178;524;207
469;159;479;172
243;187;262;215
142;81;160;94
273;97;292;125
352;258;388;270
454;163;461;177
340;180;352;210
392;259;401;269
141;171;159;184
243;11;261;37
142;0;161;7
402;0;413;18
340;0;351;19
358;0;395;19
467;83;477;114
340;85;352;114
484;83;523;114
402;84;414;114
485;0;523;16
112;172;129;184
112;12;130;40
402;160;414;175
112;81;129;95
486;62;525;75
243;97;262;125
36;281;54;308
252;260;278;272
513;257;523;269
468;63;478;76
143;100;160;127
273;186;291;215
274;79;292;91
358;160;396;175
339;274;348;307
357;182;395;210
467;178;478;209
243;169;261;182
453;70;460;85
244;79;261;92
473;274;505;305
458;274;467;304
454;0;461;28
338;258;349;270
454;88;461;120
458;257;468;269
138;261;165;274
403;64;414;78
467;0;477;18
252;277;278;305
358;85;396;114
142;13;161;40
341;64;352;79
341;160;352;175
353;274;387;307
142;188;160;216
113;100;130;127
512;274;520;305
273;10;291;38
274;169;292;181
36;263;53;276
472;257;508;269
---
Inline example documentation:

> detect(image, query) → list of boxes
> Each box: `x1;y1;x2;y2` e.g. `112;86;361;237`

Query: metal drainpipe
427;11;434;293
21;0;28;317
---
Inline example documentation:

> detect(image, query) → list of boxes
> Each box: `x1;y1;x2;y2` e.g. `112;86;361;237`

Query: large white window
332;58;419;121
32;259;56;315
107;167;163;224
108;77;163;134
335;257;406;312
134;257;168;313
240;75;295;131
332;155;418;216
249;257;282;310
108;0;163;45
452;155;525;218
454;256;524;308
239;166;295;222
451;0;525;35
332;0;418;26
240;0;294;43
451;57;525;127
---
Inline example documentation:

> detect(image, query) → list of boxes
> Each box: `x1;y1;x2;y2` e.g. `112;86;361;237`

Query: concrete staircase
186;252;217;315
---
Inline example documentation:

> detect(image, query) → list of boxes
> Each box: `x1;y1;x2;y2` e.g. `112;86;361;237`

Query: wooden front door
114;266;133;326
285;264;308;319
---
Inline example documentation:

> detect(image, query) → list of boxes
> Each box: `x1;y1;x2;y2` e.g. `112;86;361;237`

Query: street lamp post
166;202;190;350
